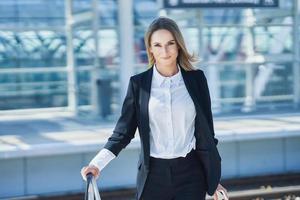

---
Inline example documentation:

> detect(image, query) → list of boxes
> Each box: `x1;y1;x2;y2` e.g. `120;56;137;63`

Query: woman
81;17;228;200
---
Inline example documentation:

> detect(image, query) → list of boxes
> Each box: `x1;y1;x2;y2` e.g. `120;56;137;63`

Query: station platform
1;111;300;199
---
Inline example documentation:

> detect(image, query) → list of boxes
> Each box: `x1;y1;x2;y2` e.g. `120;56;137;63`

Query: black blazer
104;65;222;199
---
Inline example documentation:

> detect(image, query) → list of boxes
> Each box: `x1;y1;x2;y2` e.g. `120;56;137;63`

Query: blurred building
0;0;300;199
0;0;299;118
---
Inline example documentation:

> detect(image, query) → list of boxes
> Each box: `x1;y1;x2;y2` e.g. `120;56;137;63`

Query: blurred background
0;0;300;199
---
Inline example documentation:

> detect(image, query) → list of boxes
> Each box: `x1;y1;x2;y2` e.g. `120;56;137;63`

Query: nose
161;46;169;56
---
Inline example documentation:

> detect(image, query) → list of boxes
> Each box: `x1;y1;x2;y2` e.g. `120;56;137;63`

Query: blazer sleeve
104;76;138;156
198;70;219;146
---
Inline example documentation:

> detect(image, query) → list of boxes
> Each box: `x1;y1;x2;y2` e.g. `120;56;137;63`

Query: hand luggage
85;173;101;200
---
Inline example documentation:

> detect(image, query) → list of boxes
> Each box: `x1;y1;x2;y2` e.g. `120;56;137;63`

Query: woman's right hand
81;165;100;181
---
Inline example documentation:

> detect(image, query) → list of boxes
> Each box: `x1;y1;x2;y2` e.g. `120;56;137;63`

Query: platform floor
1;111;300;199
1;111;300;159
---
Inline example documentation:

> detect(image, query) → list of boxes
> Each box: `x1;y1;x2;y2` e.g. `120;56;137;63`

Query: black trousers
141;149;207;200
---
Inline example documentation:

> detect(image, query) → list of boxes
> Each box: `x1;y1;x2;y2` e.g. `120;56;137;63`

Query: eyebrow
152;40;176;45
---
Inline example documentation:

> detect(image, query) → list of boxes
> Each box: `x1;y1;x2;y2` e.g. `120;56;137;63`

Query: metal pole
65;0;78;115
293;0;300;108
118;0;134;102
242;64;255;112
197;10;203;62
242;10;256;112
91;0;100;115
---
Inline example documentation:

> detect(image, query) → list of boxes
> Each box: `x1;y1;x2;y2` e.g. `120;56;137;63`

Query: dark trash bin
96;79;112;118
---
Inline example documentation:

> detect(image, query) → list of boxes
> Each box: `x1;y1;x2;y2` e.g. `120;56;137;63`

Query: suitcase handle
85;173;101;200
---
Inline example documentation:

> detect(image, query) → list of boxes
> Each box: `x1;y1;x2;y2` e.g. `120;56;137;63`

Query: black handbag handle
84;172;94;200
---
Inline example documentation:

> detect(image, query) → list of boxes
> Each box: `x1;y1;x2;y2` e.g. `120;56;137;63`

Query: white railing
0;60;298;115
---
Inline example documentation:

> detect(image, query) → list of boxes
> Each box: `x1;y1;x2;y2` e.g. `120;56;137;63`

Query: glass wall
0;0;299;117
0;0;66;110
0;0;120;113
161;0;299;115
72;0;119;114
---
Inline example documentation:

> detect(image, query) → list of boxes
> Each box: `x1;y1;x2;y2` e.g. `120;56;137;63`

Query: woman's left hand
213;183;229;200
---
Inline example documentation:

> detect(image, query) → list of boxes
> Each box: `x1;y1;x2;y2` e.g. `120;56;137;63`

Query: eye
154;44;161;47
168;42;175;45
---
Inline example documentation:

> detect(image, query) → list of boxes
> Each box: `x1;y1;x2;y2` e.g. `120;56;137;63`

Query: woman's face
149;29;179;67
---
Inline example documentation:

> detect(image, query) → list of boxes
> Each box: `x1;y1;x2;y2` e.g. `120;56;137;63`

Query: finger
81;166;94;181
81;166;100;181
84;168;95;176
81;169;87;181
81;167;86;176
89;167;99;176
213;193;218;200
86;166;99;178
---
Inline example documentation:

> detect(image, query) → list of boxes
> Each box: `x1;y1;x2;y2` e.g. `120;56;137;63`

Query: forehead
150;29;175;43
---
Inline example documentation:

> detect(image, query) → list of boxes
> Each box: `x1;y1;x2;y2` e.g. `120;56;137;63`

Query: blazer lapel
180;66;210;149
139;66;153;167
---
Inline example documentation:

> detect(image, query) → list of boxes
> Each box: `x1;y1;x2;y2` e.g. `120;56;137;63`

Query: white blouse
90;65;197;171
148;64;196;158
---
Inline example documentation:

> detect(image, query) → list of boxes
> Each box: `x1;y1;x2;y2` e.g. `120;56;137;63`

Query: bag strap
85;173;101;200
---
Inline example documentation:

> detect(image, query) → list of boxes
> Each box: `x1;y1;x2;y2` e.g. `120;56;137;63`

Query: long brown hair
144;17;198;71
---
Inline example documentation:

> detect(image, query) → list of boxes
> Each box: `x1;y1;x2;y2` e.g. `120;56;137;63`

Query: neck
155;63;179;77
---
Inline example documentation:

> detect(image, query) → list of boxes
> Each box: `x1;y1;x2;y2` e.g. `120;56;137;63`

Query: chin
158;59;176;66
